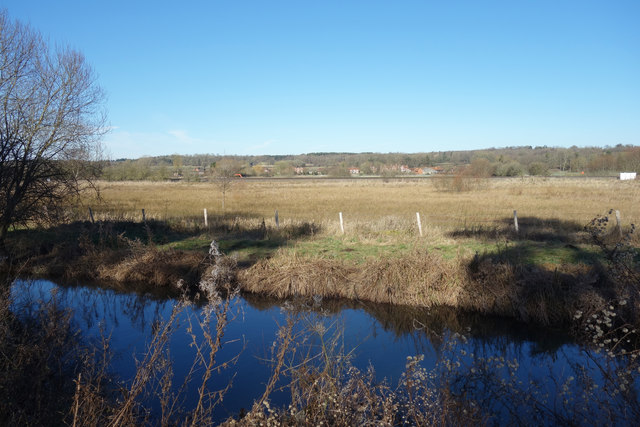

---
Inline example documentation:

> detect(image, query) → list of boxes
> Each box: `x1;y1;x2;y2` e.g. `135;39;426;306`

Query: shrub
495;161;524;177
528;162;549;176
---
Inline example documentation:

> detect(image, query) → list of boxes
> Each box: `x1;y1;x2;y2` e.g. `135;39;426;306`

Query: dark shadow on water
241;292;575;356
17;278;578;361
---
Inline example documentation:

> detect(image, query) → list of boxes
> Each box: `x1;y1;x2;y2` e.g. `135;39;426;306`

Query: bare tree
210;157;240;211
0;11;106;254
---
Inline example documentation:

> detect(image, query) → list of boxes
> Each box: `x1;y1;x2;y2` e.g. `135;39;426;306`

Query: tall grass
85;177;640;231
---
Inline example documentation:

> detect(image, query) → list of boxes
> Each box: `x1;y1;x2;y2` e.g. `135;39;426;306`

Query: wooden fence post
275;210;279;228
204;208;208;227
416;212;423;237
615;210;622;238
142;209;146;222
513;210;519;233
339;212;344;234
88;207;94;224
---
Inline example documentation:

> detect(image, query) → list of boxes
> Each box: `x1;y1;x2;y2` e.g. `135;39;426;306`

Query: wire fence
82;206;629;238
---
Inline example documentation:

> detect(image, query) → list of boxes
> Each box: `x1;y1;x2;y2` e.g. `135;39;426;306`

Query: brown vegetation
239;248;615;327
3;177;638;328
87;177;639;228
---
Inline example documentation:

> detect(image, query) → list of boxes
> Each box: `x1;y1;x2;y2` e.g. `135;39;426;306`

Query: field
86;177;639;263
90;177;639;229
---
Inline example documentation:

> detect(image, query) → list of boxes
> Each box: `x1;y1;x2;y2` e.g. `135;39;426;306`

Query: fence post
416;212;423;237
339;212;344;234
204;208;208;227
615;210;622;238
513;210;519;233
142;209;146;222
88;207;94;224
275;210;279;228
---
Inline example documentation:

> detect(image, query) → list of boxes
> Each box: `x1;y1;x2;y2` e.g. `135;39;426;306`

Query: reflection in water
9;279;627;424
242;292;574;362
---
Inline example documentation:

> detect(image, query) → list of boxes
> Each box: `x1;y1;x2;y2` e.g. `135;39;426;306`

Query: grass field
83;177;638;264
89;176;639;228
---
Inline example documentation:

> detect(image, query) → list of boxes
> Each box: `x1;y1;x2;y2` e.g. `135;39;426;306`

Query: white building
619;172;637;180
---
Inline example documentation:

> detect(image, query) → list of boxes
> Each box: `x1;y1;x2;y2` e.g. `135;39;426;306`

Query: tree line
100;145;640;181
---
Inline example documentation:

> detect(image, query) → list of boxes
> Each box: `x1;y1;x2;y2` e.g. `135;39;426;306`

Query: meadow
7;176;639;325
86;176;638;265
89;176;639;230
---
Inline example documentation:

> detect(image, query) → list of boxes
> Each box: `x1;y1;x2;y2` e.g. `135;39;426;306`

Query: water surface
10;279;620;423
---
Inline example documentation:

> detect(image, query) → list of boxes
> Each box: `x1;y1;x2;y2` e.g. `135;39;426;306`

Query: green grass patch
504;241;603;266
428;241;491;260
219;239;283;264
159;235;286;265
288;236;415;263
158;236;211;252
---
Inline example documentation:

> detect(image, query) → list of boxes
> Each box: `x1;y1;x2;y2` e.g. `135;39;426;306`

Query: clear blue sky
2;1;639;159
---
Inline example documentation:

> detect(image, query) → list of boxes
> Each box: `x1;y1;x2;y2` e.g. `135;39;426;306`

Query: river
10;279;636;424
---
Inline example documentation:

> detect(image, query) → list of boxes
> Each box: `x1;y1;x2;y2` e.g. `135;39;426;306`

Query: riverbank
3;211;637;329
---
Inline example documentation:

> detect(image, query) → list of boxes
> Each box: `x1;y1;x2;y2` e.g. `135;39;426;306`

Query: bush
528;162;549;176
495;161;524;177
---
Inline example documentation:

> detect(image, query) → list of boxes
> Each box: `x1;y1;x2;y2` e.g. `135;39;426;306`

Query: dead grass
238;250;615;326
0;285;83;425
238;249;459;304
86;177;640;231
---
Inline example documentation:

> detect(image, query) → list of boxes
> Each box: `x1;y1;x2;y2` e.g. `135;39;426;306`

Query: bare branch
0;11;106;252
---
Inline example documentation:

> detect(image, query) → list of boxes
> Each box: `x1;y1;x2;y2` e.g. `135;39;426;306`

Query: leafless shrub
180;291;244;426
67;292;243;426
229;314;483;426
586;210;639;292
198;240;238;299
0;285;83;425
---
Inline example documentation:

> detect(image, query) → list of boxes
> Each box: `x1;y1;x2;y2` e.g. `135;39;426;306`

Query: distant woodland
101;145;640;181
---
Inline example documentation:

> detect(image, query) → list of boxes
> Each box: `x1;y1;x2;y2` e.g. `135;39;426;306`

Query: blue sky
2;1;639;159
